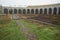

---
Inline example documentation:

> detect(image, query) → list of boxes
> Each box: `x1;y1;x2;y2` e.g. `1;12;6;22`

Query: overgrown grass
21;19;60;40
0;20;26;40
0;15;11;25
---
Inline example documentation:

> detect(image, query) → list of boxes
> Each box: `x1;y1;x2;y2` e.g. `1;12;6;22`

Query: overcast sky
0;0;60;7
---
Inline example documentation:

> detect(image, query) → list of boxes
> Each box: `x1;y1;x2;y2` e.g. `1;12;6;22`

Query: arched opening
27;9;30;14
9;9;13;14
44;8;47;14
18;9;21;14
53;7;57;14
40;9;43;14
14;9;17;14
23;9;26;14
59;7;60;14
4;8;8;14
31;9;34;14
35;9;38;14
49;8;52;14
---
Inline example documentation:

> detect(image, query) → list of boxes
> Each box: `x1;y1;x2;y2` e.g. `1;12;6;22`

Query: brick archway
49;8;52;14
18;9;22;14
59;7;60;14
31;9;34;14
44;8;47;14
14;9;17;14
27;9;30;14
4;8;8;14
9;9;13;14
23;9;26;14
35;9;38;14
53;7;57;15
40;9;43;14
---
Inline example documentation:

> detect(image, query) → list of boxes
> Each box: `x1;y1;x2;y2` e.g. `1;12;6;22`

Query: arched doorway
53;7;57;15
18;9;22;14
9;9;13;14
4;8;8;14
23;9;26;14
40;9;43;14
14;9;17;14
44;8;47;14
31;9;34;14
35;9;38;14
27;9;30;14
49;8;52;14
59;7;60;14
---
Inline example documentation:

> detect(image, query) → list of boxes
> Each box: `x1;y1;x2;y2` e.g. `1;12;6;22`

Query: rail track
27;18;59;26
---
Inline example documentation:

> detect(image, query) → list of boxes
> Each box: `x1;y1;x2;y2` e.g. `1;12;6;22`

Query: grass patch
21;19;60;40
0;15;11;25
0;20;26;40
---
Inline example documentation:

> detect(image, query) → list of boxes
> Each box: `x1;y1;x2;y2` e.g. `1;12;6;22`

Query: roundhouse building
0;3;60;15
0;3;60;24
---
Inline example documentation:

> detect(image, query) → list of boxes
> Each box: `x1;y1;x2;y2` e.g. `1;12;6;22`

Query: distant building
0;3;60;15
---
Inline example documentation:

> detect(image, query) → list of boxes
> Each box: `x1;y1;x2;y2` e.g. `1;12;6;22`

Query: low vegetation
0;15;11;25
0;14;60;40
21;19;60;40
0;15;26;40
0;20;26;40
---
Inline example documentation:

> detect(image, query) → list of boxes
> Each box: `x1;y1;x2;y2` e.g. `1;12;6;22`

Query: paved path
12;15;38;40
16;20;38;40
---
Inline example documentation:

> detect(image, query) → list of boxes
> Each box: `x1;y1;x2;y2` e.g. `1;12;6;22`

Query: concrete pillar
26;9;27;14
29;9;31;14
57;7;59;15
56;8;58;15
43;8;44;14
34;9;35;14
22;9;23;14
52;8;53;15
8;9;9;14
39;8;40;14
12;9;14;14
3;8;4;14
38;8;39;14
17;9;18;14
47;8;49;15
30;9;31;14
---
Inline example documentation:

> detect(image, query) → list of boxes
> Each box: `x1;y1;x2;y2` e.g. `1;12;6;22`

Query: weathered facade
0;3;60;15
0;5;2;14
0;3;60;25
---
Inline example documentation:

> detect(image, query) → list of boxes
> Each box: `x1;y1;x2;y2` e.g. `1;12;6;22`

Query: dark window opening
35;9;38;14
18;9;21;14
14;9;17;14
53;7;57;15
40;9;43;14
49;8;52;14
27;9;30;14
23;9;26;14
4;8;8;14
9;9;13;14
31;9;34;14
44;8;47;14
59;7;60;14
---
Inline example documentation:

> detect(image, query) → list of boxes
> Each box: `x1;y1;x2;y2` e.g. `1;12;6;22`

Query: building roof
27;3;60;8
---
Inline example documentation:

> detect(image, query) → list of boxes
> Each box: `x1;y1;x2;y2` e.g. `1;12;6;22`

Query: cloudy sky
0;0;60;7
